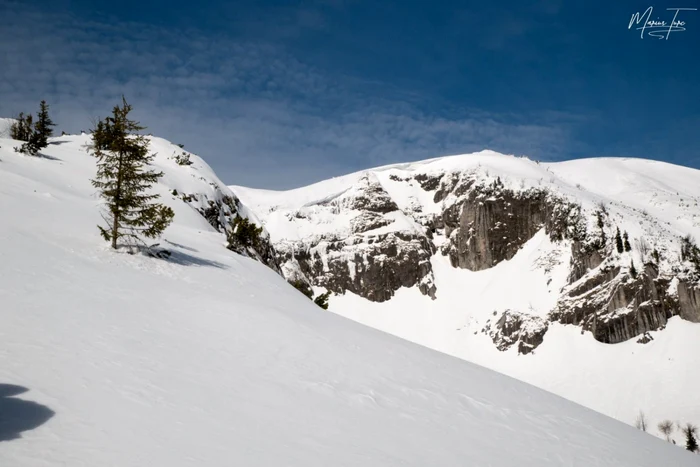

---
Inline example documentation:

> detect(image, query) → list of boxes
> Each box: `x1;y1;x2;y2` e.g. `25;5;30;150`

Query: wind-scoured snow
233;150;700;439
2;137;697;465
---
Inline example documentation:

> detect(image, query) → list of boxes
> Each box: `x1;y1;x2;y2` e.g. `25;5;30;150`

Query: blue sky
1;0;698;188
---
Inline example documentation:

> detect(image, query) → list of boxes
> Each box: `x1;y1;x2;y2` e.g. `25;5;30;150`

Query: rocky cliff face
268;173;435;302
438;178;586;273
486;310;549;355
678;280;700;322
553;263;680;344
440;178;549;270
276;233;435;302
233;152;700;353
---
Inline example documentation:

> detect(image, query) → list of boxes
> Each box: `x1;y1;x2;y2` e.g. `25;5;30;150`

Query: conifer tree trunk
111;152;123;250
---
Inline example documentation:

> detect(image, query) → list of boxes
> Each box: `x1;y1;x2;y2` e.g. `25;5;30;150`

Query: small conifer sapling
683;423;698;452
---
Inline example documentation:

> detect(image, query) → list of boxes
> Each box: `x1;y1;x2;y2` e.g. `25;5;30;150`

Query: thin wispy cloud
5;1;690;189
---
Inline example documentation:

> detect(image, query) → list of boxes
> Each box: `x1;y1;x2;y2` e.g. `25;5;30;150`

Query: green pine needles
90;97;174;250
313;291;331;310
10;112;33;142
289;279;331;310
10;100;56;155
227;215;263;249
33;100;55;150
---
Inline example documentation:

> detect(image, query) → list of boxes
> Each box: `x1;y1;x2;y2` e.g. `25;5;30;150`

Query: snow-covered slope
1;136;697;465
233;150;700;439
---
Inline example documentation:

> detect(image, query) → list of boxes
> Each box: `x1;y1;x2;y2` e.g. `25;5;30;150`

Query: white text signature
628;6;696;39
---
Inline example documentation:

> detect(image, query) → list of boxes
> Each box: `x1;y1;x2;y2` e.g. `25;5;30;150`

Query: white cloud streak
0;3;577;188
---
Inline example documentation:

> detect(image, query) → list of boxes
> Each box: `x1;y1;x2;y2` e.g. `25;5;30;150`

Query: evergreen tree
33;100;55;147
595;211;607;247
20;133;42;156
615;227;624;254
623;231;632;252
93;120;106;149
629;260;638;279
9;113;22;140
90;97;174;250
25;114;34;139
14;101;56;156
227;215;263;250
683;424;699;452
10;112;33;141
313;291;331;310
92;118;116;151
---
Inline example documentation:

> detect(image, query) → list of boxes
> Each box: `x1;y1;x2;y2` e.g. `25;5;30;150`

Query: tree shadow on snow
164;239;199;253
34;152;62;161
0;384;55;442
163;249;227;269
135;243;226;269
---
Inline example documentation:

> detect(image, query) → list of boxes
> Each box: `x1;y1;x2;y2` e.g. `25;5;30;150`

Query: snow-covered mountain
2;132;698;465
233;150;700;437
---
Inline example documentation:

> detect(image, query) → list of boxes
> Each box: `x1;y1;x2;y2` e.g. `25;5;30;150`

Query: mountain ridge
233;149;700;435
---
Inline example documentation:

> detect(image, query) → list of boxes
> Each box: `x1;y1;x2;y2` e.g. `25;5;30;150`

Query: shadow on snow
165;249;227;269
0;384;55;442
